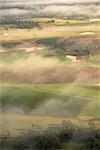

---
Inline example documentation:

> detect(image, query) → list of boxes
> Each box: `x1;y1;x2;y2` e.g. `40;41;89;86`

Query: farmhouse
66;50;90;62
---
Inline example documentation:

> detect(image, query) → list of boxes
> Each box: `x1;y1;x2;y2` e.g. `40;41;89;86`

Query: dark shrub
0;122;100;150
35;133;61;150
81;128;100;150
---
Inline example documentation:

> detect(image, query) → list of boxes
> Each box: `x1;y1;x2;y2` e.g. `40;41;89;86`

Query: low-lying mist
0;54;100;84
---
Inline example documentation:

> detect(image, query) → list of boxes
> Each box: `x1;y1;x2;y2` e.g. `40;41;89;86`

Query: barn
66;50;90;62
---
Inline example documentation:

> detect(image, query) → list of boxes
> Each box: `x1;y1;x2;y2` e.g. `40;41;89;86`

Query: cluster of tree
0;19;41;29
0;121;100;150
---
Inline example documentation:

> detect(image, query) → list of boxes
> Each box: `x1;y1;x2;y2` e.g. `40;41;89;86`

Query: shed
66;50;90;62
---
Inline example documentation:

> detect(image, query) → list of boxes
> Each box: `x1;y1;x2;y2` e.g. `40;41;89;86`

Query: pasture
0;84;100;135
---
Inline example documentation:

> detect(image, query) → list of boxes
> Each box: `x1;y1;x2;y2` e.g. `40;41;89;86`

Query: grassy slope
0;84;100;118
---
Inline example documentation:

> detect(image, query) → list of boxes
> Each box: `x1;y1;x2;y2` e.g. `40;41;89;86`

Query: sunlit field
0;22;99;42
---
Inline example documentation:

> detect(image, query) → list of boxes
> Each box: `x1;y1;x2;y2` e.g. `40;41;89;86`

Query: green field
0;84;100;118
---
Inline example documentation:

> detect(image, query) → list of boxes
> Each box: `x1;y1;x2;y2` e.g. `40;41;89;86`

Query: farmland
0;20;100;134
0;83;100;135
0;20;99;42
0;23;100;138
0;1;100;149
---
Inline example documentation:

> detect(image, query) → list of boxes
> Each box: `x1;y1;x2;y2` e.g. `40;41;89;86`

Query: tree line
0;19;41;29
